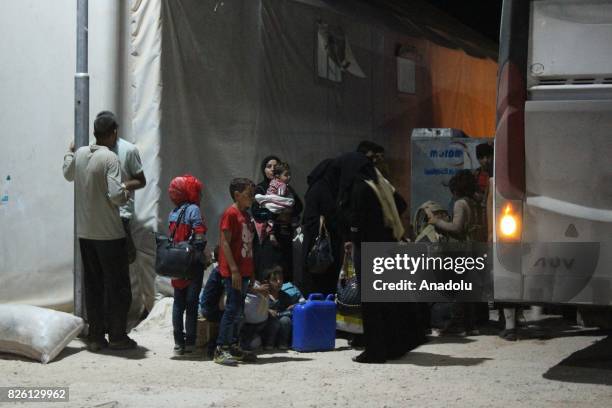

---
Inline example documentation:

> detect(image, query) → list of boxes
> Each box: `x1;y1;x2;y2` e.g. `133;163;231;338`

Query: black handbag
307;216;334;275
155;205;198;279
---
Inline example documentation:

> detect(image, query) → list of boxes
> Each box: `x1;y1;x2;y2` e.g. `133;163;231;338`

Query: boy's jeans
172;270;204;346
217;277;250;347
240;315;284;350
239;321;267;350
199;266;224;322
277;315;292;347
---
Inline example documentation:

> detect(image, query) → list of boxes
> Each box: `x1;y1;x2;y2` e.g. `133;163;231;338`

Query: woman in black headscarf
302;158;342;295
252;155;303;281
252;155;280;221
337;152;424;363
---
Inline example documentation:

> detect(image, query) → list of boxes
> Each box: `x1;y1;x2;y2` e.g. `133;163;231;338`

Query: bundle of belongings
413;200;452;243
254;194;294;214
254;193;295;241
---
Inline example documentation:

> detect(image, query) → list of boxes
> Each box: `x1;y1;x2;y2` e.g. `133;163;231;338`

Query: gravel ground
1;299;611;408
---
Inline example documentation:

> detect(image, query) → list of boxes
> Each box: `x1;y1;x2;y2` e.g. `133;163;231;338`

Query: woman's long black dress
339;153;425;362
302;159;343;295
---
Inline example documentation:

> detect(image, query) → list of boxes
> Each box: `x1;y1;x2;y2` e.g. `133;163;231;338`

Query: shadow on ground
543;335;612;386
52;345;85;362
169;353;208;361
517;317;611;341
255;356;314;364
426;335;477;345
389;351;491;367
97;345;150;360
475;315;610;341
0;345;85;364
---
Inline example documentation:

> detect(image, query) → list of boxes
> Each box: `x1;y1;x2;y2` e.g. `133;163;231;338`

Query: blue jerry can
292;293;336;352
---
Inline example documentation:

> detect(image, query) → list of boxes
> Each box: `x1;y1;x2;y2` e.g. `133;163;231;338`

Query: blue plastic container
292;293;336;352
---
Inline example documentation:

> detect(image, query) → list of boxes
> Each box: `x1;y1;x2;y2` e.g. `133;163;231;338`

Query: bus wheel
577;307;612;330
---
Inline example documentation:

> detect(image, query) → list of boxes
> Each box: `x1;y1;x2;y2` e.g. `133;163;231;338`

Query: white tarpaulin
0;0;496;313
0;0;131;310
0;0;159;322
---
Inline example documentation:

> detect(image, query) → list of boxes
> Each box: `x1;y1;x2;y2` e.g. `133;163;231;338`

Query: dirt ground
1;300;611;408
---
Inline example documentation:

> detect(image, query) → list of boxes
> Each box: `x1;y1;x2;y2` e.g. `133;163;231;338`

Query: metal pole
74;0;89;318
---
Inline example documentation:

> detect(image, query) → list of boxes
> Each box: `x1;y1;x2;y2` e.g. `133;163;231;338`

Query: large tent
0;0;496;317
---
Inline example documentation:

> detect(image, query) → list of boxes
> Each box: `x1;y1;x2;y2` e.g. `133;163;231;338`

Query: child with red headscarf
167;174;207;356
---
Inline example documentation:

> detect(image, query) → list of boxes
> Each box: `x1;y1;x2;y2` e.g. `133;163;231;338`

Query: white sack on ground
155;276;174;299
0;305;84;364
133;297;173;331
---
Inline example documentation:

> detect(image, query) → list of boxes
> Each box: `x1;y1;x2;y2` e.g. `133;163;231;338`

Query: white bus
493;0;612;311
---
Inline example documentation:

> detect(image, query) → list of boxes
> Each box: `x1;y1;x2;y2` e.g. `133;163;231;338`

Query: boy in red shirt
214;178;257;365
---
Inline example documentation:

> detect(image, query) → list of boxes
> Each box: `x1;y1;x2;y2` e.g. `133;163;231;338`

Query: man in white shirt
63;112;138;351
97;111;152;320
94;112;147;264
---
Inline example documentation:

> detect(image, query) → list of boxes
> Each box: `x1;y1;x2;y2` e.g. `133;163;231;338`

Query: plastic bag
244;293;269;324
336;253;363;334
336;253;360;313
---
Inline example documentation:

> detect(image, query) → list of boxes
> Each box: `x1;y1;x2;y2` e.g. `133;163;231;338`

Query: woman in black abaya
337;152;424;363
302;158;343;295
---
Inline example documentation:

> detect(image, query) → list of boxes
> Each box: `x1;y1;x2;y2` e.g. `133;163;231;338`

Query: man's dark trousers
79;238;132;342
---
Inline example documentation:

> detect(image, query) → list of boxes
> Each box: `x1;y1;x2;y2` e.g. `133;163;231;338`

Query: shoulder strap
318;215;328;237
170;204;189;242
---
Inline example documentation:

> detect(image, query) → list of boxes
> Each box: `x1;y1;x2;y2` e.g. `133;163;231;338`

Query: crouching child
265;266;305;350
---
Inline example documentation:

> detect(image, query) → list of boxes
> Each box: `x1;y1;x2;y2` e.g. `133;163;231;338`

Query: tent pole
74;0;89;318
